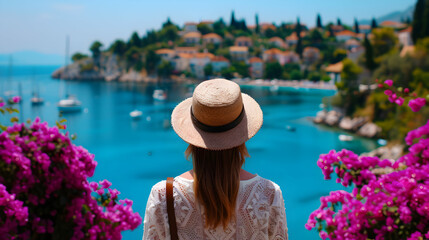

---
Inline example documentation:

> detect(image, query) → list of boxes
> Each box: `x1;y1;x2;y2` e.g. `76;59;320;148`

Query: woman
143;79;288;239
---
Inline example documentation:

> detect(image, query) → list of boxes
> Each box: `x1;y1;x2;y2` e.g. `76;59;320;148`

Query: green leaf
71;134;77;140
60;119;67;123
10;117;19;123
0;108;4;114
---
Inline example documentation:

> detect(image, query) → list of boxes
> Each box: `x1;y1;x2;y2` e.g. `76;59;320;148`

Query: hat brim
171;93;263;150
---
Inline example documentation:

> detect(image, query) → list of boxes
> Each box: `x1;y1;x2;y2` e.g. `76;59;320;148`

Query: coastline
233;78;337;91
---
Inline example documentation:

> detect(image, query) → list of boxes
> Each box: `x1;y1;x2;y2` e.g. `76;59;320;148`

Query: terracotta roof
183;31;202;38
331;25;344;31
400;45;415;57
400;26;412;33
211;56;230;62
248;25;256;29
325;62;343;73
346;39;361;46
264;48;283;55
380;21;406;28
359;25;371;30
229;46;249;52
260;23;276;31
175;47;198;50
269;37;284;42
356;33;365;39
235;36;252;42
249;57;263;63
286;33;299;41
202;33;223;40
177;53;193;59
193;52;215;59
199;20;214;25
304;47;320;53
155;48;175;54
335;30;356;37
184;22;198;26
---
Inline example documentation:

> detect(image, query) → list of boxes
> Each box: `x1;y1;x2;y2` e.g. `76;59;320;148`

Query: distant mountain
360;5;415;25
0;51;64;66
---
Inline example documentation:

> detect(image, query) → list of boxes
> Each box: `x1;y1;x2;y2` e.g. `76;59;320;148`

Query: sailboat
31;69;44;105
152;89;167;101
57;36;82;112
130;82;142;119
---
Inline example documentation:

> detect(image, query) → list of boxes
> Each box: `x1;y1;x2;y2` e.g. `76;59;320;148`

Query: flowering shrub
0;100;141;239
306;81;429;240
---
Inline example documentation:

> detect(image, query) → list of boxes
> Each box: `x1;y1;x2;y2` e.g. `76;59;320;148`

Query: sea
0;65;381;239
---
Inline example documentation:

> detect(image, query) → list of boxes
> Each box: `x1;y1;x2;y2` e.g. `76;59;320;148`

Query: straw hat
171;78;263;150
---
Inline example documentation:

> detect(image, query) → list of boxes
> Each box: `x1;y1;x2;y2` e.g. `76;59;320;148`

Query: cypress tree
296;17;303;57
423;0;429;38
412;0;425;43
337;18;342;26
255;13;260;33
354;18;360;34
230;11;236;28
317;14;323;28
364;34;376;71
371;18;378;29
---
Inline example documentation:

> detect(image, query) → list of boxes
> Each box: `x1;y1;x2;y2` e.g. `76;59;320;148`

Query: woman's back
143;175;288;240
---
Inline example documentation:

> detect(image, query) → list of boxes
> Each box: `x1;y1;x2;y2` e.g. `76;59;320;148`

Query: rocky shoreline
313;110;382;138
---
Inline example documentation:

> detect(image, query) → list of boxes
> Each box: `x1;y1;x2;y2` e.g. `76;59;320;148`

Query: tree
371;17;378;29
213;18;226;37
110;40;127;57
354;18;360;34
145;50;160;74
71;52;88;62
162;17;174;28
125;46;142;70
90;41;103;59
128;32;141;49
412;0;425;43
197;24;212;35
364;34;376;72
337;18;342;26
255;14;260;33
230;11;237;28
341;58;362;91
232;61;249;78
90;41;103;67
372;28;398;57
333;49;347;63
316;14;323;28
204;64;213;77
423;0;429;39
157;60;173;78
141;30;158;47
159;25;179;42
265;62;283;79
296;17;303;57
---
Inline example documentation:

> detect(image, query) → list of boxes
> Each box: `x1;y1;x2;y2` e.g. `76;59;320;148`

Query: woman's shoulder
243;175;285;205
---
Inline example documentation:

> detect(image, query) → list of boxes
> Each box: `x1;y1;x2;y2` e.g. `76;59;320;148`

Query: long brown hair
185;143;249;229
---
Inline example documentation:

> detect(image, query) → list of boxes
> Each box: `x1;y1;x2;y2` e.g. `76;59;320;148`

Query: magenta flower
409;98;426;112
0;102;5;107
395;97;404;106
384;79;393;86
12;96;21;103
384;89;393;96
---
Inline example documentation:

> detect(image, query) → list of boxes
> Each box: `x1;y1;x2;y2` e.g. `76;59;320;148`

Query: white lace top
142;175;288;240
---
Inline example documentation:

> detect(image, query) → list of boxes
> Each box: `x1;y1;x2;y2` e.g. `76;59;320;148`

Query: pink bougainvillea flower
409;98;426;112
12;96;21;103
384;79;393;87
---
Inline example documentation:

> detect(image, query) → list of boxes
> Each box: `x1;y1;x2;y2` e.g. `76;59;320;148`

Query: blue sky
0;0;416;56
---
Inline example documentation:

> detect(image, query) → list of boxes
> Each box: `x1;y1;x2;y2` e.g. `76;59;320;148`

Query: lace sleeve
268;186;288;240
142;181;168;240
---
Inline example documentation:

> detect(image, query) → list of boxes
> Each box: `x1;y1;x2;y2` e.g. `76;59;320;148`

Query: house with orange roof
263;48;284;63
235;36;253;47
359;25;372;34
202;33;223;45
184;22;198;32
335;30;356;42
285;33;299;45
172;53;193;72
325;61;343;84
398;26;413;46
183;32;202;45
174;47;198;55
269;37;287;48
199;20;214;28
211;56;230;72
284;51;300;64
248;57;264;78
155;48;175;60
229;46;249;61
330;25;344;33
260;23;276;32
303;47;320;65
380;21;406;29
189;51;215;79
345;39;361;51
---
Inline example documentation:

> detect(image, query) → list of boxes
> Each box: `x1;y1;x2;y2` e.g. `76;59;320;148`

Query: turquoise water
0;66;380;239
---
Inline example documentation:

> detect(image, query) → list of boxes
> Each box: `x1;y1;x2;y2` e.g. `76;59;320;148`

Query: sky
0;0;416;56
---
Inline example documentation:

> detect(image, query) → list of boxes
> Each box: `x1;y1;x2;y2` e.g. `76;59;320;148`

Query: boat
377;139;388;146
130;109;143;119
153;89;167;101
57;36;82;112
58;95;82;112
31;93;44;106
339;134;353;142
